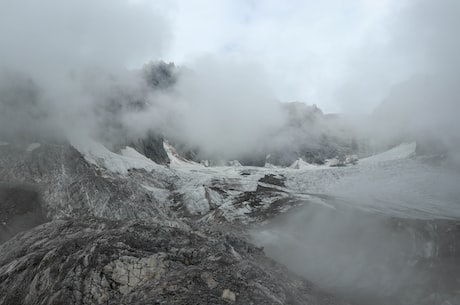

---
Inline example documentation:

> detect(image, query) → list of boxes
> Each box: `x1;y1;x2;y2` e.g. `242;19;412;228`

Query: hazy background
0;0;459;159
1;2;459;303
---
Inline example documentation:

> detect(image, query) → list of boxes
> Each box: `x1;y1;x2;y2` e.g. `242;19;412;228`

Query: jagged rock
0;218;350;305
0;143;180;226
128;132;170;165
141;61;178;90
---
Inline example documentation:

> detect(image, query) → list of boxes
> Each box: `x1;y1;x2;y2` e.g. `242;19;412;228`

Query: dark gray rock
0;218;350;305
0;143;179;225
141;61;178;90
128;132;170;165
0;184;47;244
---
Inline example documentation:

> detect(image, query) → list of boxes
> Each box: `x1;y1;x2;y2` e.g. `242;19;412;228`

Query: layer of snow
182;186;210;215
283;141;460;220
120;147;156;164
141;184;171;204
71;138;162;175
228;160;242;167
69;138;459;222
328;158;460;219
289;158;321;170
163;141;202;169
26;143;41;152
360;142;416;164
324;158;340;167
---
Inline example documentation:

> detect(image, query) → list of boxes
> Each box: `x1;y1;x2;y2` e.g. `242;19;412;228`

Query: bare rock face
0;218;350;305
128;132;170;165
0;143;181;226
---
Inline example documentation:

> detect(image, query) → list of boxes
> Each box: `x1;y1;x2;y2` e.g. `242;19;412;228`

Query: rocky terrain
0;140;353;305
0;137;459;305
0;217;351;305
0;63;460;305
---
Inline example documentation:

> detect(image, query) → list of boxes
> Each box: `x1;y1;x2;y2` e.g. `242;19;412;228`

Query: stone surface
0;218;350;305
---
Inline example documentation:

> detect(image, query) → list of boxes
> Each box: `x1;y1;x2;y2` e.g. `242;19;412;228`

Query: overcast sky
144;0;458;114
1;0;458;115
154;0;400;113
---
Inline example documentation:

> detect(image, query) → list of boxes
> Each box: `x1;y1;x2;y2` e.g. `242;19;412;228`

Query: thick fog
0;0;168;142
1;1;460;304
335;0;460;162
250;1;460;304
121;56;285;159
0;0;168;70
0;0;288;159
1;0;459;161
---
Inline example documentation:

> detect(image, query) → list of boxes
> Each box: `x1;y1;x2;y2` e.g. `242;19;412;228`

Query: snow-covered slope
67;139;459;222
2;138;460;305
71;138;164;175
359;142;416;164
163;141;201;168
289;158;320;170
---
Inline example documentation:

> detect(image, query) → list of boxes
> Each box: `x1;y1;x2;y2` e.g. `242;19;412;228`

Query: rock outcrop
0;218;349;305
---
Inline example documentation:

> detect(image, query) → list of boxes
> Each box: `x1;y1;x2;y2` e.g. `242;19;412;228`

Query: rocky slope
0;218;348;305
0;140;352;305
1;139;459;305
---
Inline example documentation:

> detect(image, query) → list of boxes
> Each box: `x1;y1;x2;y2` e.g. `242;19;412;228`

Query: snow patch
227;160;242;167
289;158;319;170
26;143;41;152
141;184;170;203
163;141;202;169
360;142;416;164
120;147;156;164
182;186;210;215
71;138;162;174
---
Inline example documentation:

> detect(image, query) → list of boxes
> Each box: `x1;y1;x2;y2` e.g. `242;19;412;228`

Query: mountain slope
1;139;460;305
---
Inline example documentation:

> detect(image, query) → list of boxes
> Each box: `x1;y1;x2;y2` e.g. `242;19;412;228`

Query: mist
121;56;288;160
250;1;460;304
0;0;458;160
1;1;460;304
252;205;414;304
0;0;292;160
0;0;169;143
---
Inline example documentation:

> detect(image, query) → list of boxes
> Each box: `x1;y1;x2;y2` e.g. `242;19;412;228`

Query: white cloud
0;0;169;73
0;0;170;141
